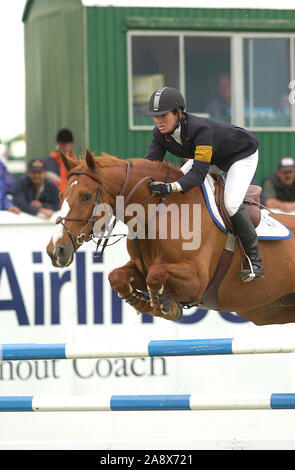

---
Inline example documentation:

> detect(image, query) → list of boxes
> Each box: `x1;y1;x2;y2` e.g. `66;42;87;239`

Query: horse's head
47;149;111;268
47;150;185;267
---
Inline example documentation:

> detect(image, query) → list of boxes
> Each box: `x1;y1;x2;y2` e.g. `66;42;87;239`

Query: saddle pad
202;174;292;241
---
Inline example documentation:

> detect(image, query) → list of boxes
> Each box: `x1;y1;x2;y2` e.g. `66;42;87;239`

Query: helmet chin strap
177;109;182;125
168;109;182;135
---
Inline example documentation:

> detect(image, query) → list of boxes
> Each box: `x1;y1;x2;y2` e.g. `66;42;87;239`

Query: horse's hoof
147;285;183;321
118;284;151;312
172;302;183;321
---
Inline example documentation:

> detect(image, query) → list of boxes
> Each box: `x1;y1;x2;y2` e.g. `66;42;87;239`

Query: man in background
205;74;231;119
44;128;75;191
0;159;20;213
263;157;295;212
13;159;60;218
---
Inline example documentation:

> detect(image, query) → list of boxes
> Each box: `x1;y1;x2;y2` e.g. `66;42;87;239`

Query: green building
22;0;295;183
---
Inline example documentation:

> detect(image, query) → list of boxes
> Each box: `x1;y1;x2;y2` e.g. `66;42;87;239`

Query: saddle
181;175;263;311
213;174;262;231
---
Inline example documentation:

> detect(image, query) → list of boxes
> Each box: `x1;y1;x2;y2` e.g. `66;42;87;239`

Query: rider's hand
150;181;172;196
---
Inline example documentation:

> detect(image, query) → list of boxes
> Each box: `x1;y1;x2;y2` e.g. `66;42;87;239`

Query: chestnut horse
47;150;295;325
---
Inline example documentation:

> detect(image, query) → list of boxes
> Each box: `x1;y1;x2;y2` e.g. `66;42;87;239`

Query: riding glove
150;181;172;195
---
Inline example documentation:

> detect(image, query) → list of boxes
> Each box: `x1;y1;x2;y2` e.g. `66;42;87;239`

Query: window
128;32;295;130
130;35;179;126
243;38;290;127
185;36;231;122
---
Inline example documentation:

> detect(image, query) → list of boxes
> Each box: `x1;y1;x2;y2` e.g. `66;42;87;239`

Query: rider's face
154;111;178;134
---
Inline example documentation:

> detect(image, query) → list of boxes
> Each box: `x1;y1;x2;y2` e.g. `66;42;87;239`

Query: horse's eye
81;193;92;202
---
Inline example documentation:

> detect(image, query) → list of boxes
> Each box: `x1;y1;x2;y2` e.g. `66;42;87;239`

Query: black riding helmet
146;87;186;116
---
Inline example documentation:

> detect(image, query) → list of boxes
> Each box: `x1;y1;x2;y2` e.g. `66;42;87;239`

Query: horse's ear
85;148;96;172
60;151;78;172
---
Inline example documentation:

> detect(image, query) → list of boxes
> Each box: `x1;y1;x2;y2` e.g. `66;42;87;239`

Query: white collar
171;125;182;145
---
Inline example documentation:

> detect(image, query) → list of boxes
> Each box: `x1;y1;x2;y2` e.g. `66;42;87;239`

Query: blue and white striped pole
0;393;295;412
1;337;295;361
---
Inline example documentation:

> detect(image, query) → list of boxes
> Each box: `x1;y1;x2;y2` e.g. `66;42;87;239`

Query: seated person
205;74;231;119
0;159;20;214
263;157;295;212
13;159;60;218
0;155;16;195
44;128;75;191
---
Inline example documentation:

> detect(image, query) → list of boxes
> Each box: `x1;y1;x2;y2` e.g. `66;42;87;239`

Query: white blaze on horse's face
71;180;78;187
52;198;70;247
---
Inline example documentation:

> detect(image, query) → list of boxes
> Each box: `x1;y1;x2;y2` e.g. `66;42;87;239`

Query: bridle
55;160;155;259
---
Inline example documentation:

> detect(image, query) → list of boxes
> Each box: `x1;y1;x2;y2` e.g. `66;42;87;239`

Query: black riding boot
230;204;264;282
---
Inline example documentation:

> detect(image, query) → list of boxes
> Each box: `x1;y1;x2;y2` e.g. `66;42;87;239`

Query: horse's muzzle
47;242;74;268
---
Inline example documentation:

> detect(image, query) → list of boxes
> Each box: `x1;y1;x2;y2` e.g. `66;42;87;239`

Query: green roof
22;0;32;22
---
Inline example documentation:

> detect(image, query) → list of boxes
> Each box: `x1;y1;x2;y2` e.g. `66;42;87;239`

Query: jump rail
1;337;295;361
1;393;295;412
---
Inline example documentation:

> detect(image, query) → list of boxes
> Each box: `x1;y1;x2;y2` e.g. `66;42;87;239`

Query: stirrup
239;255;264;283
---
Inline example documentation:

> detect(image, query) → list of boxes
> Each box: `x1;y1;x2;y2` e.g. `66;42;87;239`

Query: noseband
55;171;104;252
55;160;154;258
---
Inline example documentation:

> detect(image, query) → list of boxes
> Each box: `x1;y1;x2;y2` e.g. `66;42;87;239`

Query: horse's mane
92;153;183;179
67;152;183;182
95;153;126;168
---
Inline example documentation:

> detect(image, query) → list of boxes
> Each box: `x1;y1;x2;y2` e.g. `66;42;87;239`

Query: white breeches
180;150;259;217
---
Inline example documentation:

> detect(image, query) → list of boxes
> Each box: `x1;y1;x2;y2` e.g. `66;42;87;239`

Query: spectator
13;159;60;218
0;155;16;195
44;128;75;191
205;74;231;119
279;94;291;117
0;159;20;213
263;157;295;212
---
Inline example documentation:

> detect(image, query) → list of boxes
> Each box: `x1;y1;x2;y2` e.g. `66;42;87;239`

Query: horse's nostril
51;244;73;268
54;246;65;258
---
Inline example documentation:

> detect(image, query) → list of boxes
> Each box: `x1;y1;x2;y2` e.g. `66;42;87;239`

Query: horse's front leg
108;261;152;314
146;261;203;321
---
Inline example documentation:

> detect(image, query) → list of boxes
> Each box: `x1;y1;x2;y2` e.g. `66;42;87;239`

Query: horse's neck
125;163;181;202
102;160;181;200
127;164;206;205
103;160;207;216
145;162;181;184
115;163;226;273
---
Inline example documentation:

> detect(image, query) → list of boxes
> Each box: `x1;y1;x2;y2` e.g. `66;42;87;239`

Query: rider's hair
172;108;184;115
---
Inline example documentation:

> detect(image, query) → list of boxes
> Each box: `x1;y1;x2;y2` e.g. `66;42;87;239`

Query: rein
55;160;156;259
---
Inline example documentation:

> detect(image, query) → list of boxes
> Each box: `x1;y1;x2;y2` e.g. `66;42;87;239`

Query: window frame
127;30;295;131
127;30;183;131
240;32;295;131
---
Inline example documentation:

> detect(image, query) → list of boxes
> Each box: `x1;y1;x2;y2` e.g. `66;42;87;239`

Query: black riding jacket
145;113;259;193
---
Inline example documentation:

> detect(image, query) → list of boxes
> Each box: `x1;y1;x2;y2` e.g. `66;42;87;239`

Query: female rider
145;86;263;282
